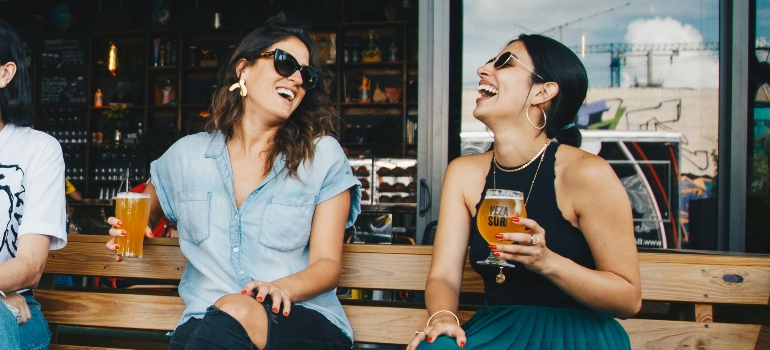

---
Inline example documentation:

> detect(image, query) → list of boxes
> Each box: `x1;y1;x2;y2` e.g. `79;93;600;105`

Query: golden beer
115;192;151;258
476;189;526;266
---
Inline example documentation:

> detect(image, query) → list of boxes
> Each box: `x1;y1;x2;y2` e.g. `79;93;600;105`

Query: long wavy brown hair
207;15;338;178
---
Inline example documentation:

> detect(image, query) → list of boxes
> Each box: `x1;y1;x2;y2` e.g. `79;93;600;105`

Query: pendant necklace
491;139;550;284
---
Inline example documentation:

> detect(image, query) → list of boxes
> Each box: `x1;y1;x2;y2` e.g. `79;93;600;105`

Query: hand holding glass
476;189;527;267
115;192;151;258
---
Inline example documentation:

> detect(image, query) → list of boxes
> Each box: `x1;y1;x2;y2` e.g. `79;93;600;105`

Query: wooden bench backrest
39;235;770;348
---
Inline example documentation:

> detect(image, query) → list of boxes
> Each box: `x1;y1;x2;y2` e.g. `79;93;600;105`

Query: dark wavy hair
207;14;338;178
514;34;588;147
0;19;33;126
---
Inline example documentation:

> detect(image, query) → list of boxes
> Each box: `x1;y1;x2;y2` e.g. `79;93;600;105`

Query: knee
213;294;264;323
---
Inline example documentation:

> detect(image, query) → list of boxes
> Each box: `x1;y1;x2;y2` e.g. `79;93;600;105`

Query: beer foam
116;192;151;199
485;189;524;200
485;194;524;200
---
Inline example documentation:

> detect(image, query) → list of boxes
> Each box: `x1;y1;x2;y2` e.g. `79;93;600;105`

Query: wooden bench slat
36;290;183;331
639;252;770;267
45;241;187;279
640;263;770;305
342;305;472;345
340;252;431;290
619;319;764;350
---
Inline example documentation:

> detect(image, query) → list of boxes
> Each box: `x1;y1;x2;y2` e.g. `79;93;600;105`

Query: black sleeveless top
469;142;596;309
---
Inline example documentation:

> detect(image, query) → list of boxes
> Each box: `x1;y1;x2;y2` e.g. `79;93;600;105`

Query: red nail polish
283;311;289;317
460;341;465;348
489;245;497;250
115;244;120;250
428;337;433;342
493;252;501;257
117;221;123;227
257;296;263;302
117;257;124;262
511;217;520;222
121;230;127;236
495;234;504;239
241;290;248;295
272;307;278;313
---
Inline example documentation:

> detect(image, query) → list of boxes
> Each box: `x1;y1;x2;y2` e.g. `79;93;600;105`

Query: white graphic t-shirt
0;123;67;272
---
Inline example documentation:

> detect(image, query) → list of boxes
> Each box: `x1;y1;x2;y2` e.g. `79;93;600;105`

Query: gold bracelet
427;309;460;327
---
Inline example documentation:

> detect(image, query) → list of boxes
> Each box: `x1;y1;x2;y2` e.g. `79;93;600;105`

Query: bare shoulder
443;152;491;210
555;144;618;189
445;152;492;179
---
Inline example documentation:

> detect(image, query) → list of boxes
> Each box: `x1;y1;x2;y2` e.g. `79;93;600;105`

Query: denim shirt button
239;270;245;275
233;247;239;253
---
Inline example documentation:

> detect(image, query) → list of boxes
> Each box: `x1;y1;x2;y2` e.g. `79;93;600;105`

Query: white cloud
620;17;719;88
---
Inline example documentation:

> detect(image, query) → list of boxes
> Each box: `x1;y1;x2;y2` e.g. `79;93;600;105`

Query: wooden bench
37;234;770;349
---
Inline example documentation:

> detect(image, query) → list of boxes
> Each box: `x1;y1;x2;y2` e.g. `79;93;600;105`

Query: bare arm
0;234;52;291
408;156;486;349
272;189;350;300
547;155;641;317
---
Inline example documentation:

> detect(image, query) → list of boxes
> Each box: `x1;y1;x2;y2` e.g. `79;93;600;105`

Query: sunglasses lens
274;51;298;77
494;52;511;69
300;68;319;89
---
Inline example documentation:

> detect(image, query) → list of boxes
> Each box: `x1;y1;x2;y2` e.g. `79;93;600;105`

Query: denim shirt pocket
177;191;211;245
259;195;316;251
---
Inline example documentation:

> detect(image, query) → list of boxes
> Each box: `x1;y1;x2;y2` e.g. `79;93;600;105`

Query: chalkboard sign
38;37;88;70
38;74;87;106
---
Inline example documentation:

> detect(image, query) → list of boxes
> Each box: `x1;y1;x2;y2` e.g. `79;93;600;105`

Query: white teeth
276;88;295;101
478;84;498;97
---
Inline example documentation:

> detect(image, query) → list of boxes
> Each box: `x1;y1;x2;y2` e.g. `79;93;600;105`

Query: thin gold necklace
493;140;550;206
493;140;550;173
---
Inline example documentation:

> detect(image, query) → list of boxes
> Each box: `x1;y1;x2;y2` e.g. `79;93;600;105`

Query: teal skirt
416;305;630;350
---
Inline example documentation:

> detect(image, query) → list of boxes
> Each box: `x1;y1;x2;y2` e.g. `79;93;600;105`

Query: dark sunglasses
487;51;544;81
258;48;320;89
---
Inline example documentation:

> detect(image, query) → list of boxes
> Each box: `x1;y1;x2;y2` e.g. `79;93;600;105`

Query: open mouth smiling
276;87;296;101
478;84;498;98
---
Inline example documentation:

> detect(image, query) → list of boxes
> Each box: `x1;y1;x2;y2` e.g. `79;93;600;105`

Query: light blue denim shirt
150;131;361;340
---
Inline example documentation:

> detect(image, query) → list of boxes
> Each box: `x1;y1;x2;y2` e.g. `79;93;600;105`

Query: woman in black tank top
407;35;641;350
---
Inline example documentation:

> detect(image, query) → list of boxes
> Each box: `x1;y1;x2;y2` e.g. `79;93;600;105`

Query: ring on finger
415;330;426;335
530;234;539;245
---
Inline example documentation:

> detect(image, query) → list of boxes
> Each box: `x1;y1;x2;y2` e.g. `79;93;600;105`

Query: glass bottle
94;89;103;107
328;34;337;64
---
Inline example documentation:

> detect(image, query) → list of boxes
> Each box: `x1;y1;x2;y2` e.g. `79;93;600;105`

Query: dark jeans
169;303;352;350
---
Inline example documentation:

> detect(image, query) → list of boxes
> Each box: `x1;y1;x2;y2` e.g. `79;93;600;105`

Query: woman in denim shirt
107;15;361;350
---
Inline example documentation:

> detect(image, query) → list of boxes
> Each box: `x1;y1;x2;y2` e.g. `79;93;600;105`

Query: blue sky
462;0;722;89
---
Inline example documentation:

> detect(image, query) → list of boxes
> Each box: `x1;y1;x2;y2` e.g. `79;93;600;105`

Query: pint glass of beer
476;189;527;267
115;192;151;258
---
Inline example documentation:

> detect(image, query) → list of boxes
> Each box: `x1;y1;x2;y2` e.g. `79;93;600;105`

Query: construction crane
539;3;630;42
570;42;720;87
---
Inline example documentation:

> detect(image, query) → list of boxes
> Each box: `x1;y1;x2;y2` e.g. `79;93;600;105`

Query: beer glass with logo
115;192;151;258
476;189;527;267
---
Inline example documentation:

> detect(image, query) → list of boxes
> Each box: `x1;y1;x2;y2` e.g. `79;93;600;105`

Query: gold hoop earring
229;79;247;97
526;106;546;130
